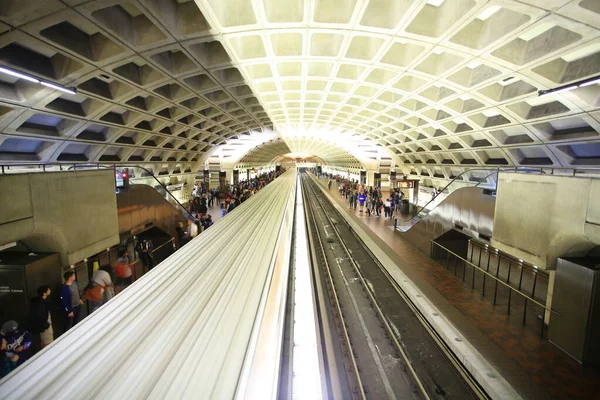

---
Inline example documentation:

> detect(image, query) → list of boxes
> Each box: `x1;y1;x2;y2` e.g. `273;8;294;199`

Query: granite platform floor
314;176;600;400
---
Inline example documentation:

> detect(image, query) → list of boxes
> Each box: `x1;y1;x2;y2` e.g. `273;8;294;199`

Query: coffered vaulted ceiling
1;0;600;177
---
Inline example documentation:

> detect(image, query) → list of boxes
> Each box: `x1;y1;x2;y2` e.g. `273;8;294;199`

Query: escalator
395;168;499;232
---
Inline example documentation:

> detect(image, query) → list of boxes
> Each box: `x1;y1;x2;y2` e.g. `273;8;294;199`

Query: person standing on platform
386;198;395;219
115;250;133;292
358;192;366;211
60;271;83;333
328;179;332;189
89;265;114;312
175;221;186;248
186;218;198;241
136;239;154;270
27;285;53;350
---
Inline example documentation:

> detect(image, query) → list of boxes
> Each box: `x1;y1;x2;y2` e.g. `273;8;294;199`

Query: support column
203;169;210;189
366;169;377;188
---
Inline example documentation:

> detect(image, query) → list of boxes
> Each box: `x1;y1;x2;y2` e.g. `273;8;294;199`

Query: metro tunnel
1;1;600;399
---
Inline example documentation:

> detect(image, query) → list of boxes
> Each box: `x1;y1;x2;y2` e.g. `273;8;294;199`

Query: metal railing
469;239;548;298
430;240;557;338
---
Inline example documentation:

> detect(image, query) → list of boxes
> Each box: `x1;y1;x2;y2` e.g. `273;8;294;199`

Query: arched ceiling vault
234;137;363;169
0;1;599;180
193;0;600;176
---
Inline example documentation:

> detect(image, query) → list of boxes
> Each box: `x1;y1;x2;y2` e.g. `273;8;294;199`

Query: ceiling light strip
0;65;77;95
538;74;600;97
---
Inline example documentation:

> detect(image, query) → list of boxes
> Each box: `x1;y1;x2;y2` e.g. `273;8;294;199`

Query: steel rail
304;175;429;399
303;176;368;400
307;172;490;400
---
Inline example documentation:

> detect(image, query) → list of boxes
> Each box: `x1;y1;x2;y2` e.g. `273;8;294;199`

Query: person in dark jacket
27;285;53;350
175;221;186;248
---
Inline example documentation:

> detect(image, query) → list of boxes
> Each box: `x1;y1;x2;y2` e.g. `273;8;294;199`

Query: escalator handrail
396;167;518;223
113;164;195;220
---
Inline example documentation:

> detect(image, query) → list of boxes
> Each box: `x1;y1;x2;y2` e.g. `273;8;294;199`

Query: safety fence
430;240;556;338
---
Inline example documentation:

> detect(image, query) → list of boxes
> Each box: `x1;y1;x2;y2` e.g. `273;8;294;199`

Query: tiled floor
314;177;600;400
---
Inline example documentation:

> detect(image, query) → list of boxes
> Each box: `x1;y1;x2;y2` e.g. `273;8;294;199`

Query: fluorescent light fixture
579;78;600;87
0;242;17;252
477;5;501;21
0;66;39;83
427;0;446;6
553;86;576;95
41;81;76;95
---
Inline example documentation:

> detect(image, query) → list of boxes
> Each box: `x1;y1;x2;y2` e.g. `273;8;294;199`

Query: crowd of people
177;169;285;247
322;172;406;218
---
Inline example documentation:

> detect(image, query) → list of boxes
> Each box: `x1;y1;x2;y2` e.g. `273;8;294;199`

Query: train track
301;173;489;400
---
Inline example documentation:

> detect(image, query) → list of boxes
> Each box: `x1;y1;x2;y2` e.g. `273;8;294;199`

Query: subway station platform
312;176;600;400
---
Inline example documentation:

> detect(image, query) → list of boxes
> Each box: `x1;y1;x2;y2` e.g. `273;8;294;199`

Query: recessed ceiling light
476;5;501;21
483;109;500;117
427;0;446;6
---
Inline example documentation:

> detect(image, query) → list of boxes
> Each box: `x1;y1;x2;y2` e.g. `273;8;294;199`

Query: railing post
523;298;528;326
507;261;512;315
481;249;488;297
493;256;501;305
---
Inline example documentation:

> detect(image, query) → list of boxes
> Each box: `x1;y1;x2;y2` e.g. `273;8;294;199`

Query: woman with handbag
86;265;113;313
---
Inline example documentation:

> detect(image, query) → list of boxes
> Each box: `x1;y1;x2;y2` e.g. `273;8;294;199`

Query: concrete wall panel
0;170;119;265
492;173;600;269
0;174;33;224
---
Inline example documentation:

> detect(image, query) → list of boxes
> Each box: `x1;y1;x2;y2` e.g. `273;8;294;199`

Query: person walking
88;265;114;313
59;271;83;333
27;285;53;350
358;192;366;211
115;250;133;292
